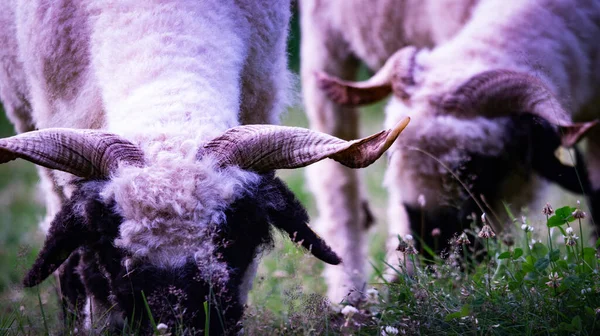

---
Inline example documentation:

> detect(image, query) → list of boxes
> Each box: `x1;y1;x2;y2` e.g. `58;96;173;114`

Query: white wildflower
566;227;574;234
366;288;379;305
156;323;169;335
381;326;399;335
341;305;359;318
521;225;533;232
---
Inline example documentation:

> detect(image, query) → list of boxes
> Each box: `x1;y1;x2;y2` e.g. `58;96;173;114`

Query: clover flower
546;272;562;288
381;326;399;335
366;288;379;305
563;226;579;246
521;224;534;232
478;224;496;239
156;323;170;335
341;305;358;318
572;208;586;219
542;203;553;216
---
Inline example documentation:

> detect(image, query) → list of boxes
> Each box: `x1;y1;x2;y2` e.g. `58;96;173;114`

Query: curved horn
0;128;145;178
316;46;418;106
441;69;598;147
200;117;410;172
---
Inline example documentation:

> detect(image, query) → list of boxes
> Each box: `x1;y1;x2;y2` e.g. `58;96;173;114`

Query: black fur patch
25;173;335;335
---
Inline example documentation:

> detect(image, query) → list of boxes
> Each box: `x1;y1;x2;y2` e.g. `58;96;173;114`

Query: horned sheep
0;0;409;334
300;0;600;304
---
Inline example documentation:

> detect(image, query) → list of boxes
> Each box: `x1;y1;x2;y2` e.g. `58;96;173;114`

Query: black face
401;114;596;254
24;173;333;335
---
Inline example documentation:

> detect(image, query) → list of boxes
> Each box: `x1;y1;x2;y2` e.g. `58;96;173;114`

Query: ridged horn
200;117;410;172
316;46;418;106
0;128;145;178
441;69;598;147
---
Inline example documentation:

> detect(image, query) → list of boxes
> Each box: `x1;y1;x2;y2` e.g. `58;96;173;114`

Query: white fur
0;0;292;319
301;0;600;302
104;152;260;269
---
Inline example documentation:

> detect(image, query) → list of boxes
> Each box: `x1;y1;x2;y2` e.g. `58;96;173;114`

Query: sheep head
317;47;598;251
0;121;408;333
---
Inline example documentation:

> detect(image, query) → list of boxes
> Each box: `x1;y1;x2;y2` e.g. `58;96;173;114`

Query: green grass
1;105;598;335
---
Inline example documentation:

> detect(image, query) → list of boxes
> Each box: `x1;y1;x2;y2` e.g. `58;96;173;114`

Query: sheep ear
316;46;418;106
513;114;593;194
23;201;90;287
558;121;598;147
266;177;341;265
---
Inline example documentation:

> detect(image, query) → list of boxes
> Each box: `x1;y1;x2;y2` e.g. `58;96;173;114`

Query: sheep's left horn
317;46;418;106
0;128;145;178
200;117;410;172
441;69;599;147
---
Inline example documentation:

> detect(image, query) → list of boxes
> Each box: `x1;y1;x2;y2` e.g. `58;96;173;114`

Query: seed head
478;224;496;239
417;194;426;208
405;244;418;255
542;203;554;216
396;239;409;252
572;208;586;219
455;232;471;245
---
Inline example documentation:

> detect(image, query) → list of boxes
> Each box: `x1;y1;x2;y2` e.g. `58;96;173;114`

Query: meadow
1;16;599;336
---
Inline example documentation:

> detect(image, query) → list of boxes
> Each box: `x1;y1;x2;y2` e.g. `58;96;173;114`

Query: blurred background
0;5;591;333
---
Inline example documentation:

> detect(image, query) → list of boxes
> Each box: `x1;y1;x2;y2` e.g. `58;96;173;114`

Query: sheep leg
384;152;415;279
585;127;600;236
300;2;370;305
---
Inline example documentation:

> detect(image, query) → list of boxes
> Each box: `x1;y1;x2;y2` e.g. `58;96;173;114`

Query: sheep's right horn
441;69;599;147
0;129;144;178
316;46;418;106
201;117;410;172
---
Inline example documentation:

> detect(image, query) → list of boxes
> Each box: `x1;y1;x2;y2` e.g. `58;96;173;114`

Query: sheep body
301;0;600;303
0;0;291;333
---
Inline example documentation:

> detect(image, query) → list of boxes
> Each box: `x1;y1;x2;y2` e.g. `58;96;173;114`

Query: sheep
0;0;410;334
300;0;600;304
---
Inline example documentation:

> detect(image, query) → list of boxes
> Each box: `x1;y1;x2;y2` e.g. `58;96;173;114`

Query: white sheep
301;0;600;304
0;0;409;333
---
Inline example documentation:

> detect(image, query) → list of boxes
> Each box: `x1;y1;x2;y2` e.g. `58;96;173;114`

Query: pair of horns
316;47;598;147
0;120;410;178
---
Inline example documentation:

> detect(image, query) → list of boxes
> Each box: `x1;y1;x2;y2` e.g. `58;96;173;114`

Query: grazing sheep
0;0;409;334
301;0;600;303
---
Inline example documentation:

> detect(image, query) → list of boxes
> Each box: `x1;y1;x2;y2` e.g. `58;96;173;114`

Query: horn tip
323;253;342;265
384;117;411;147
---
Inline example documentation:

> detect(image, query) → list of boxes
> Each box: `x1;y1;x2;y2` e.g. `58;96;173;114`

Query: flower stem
486;238;491;293
578;218;584;261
